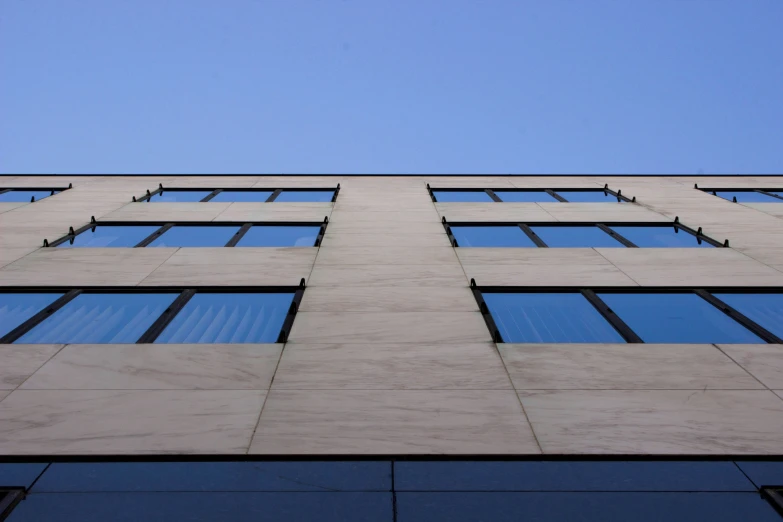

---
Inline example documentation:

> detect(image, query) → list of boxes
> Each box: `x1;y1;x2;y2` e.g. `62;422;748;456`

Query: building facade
0;174;782;520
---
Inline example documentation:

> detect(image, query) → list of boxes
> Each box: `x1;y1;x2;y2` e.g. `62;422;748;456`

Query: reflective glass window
0;190;60;202
432;190;493;202
57;226;161;248
598;293;763;343
530;226;624;247
768;192;783;199
555;190;622;202
608;226;714;248
155;293;294;344
209;190;274;202
711;191;781;203
0;294;62;338
16;293;177;344
236;226;320;247
274;190;335;202
450;226;536;247
494;191;558;203
712;294;783;339
147;226;240;247
482;293;625;343
146;190;213;202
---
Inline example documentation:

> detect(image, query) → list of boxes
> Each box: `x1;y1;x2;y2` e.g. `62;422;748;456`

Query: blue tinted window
155;293;294;344
57;226;161;248
494;191;558;203
147;190;213;202
432;190;493;202
450;226;536;247
0;294;62;338
275;190;335;202
236;226;320;247
147;226;240;247
483;293;625;343
609;226;714;248
531;226;624;247
555;190;621;202
0;190;60;202
209;190;273;202
16;293;177;344
0;464;49;488
598;293;763;343
768;191;783;199
712;294;783;339
711;191;781;203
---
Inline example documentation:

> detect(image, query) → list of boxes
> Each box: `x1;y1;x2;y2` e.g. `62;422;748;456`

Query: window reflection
236;226;320;247
57;226;161;248
0;294;62;338
147;226;240;247
450;226;536;247
608;226;714;248
432;191;494;203
531;226;623;248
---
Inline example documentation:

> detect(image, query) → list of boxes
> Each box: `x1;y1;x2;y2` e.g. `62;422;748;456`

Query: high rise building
1;174;782;520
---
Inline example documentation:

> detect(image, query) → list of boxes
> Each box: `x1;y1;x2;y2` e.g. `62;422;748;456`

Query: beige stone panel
775;391;783;400
0;390;8;402
162;176;261;188
9;200;131;216
0;202;29;213
509;178;606;189
299;286;478;312
0;389;265;454
0;248;178;286
250;389;539;454
102;202;232;222
308;264;469;287
718;345;783;389
0;225;70;249
273;343;511;390
315;246;459;266
0;176;20;186
459;248;638;286
333;200;436;212
500;344;762;390
434;203;554;222
519;389;783;454
320;233;451;247
538;203;670;222
214;202;332;222
425;177;517;187
0;247;38;268
254;177;341;188
735;247;783;271
328;210;439;223
0;176;73;187
324;220;446;235
21;344;282;390
139;247;315;286
740;203;783;219
288;312;491;344
0;345;64;390
595;248;783;286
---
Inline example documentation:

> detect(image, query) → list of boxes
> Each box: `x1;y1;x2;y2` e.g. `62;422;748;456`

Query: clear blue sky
1;0;782;174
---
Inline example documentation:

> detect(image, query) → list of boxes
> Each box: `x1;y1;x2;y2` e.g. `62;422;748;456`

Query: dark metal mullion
518;224;548;247
134;224;174;247
314;223;327;247
580;290;644;343
0;489;25;520
605;188;632;203
331;183;340;202
200;189;222;202
545;189;568;202
277;279;307;343
138;187;162;203
48;221;98;248
673;223;723;248
596;224;638;248
694;290;783;344
0;290;82;344
136;289;196;343
485;189;502;202
225;223;252;247
757;189;783;201
470;283;504;342
0;189;10;195
266;189;282;202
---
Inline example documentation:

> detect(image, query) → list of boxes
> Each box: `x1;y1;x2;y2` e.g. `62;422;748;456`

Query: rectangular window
474;287;782;344
432;190;494;203
704;190;783;203
429;187;632;203
209;190;274;203
147;190;215;203
553;190;623;203
146;225;241;247
235;226;321;247
154;293;294;344
138;187;339;203
607;225;715;248
56;225;162;248
529;226;624;248
0;287;305;344
273;190;335;202
0;189;64;203
492;190;558;203
450;226;536;247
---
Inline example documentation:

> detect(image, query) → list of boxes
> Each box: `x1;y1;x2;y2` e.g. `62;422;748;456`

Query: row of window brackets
425;183;635;203
131;183;341;203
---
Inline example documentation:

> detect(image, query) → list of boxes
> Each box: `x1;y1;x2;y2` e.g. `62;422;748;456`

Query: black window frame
134;183;340;203
761;487;783;517
44;217;329;248
0;183;72;203
441;217;728;248
470;282;783;344
696;184;783;203
0;488;25;520
427;184;635;203
0;284;307;345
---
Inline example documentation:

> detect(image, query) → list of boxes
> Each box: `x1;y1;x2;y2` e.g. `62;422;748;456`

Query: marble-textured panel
20;344;282;390
717;345;783;389
307;264;469;287
500;344;762;390
314;246;459;266
740;203;783;219
328;210;439;224
519;389;783;454
0;389;266;454
0;246;38;268
102;202;232;222
324;220;446;234
537;203;670;222
0;202;29;213
299;286;478;312
273;343;511;389
0;248;178;286
319;233;451;247
0;390;9;402
0;345;64;390
213;202;333;222
250;389;539;454
288;312;491;344
434;203;555;222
